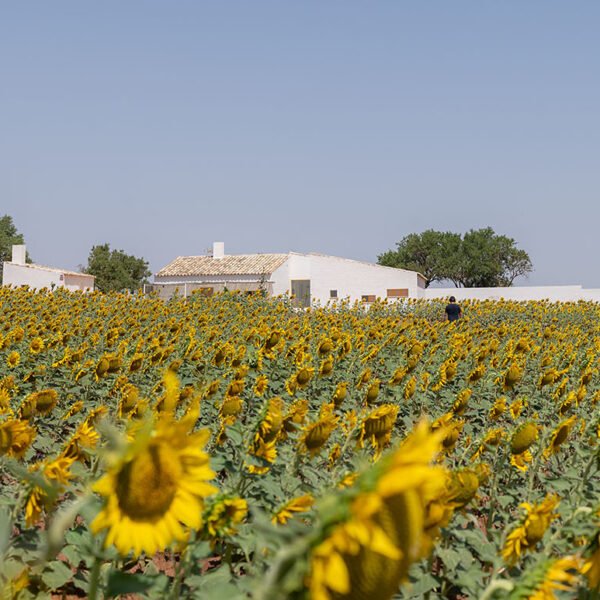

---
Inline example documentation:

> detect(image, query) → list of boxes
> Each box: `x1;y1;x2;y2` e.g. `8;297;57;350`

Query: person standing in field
445;296;462;322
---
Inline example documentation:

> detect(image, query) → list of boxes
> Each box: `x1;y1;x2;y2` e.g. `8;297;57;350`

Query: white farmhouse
153;242;426;305
2;245;95;292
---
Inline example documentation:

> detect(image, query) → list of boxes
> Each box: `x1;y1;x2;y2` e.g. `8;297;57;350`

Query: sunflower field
1;287;600;600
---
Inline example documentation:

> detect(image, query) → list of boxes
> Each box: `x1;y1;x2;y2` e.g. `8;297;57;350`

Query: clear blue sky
1;2;599;286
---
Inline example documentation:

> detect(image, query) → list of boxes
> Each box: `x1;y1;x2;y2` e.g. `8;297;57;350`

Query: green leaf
41;560;73;590
187;565;232;590
407;573;439;595
105;570;155;597
437;547;462;571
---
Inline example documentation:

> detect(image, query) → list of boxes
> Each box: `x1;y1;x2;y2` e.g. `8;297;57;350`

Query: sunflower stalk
87;552;103;600
169;544;191;600
525;445;545;503
255;534;312;600
479;578;514;600
485;446;505;539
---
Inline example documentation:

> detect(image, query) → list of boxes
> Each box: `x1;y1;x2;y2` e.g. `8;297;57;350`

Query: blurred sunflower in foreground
90;415;217;557
260;421;453;600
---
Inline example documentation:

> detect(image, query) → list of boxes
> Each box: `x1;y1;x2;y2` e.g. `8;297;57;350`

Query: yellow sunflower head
510;422;539;455
90;417;217;557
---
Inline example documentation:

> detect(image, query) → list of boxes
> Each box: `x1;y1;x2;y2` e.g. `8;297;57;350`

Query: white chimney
12;245;26;265
213;242;225;259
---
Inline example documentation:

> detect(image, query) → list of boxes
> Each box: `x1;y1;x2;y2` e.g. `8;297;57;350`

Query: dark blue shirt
445;302;462;321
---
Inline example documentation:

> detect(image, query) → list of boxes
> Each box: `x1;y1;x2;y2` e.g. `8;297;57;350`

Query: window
387;288;409;298
361;295;376;303
330;289;338;298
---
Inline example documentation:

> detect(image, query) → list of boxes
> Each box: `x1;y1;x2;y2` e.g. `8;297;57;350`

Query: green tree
377;230;461;287
0;215;31;284
378;228;532;288
84;244;151;293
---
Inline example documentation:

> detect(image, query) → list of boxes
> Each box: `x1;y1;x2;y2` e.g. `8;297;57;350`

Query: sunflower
365;380;380;405
62;420;100;461
509;397;527;419
582;533;600;589
7;351;20;368
539;368;559;388
253;374;269;396
119;384;140;417
226;379;245;397
300;415;338;457
452;388;472;415
511;449;534;472
0;419;36;458
128;353;144;373
203;496;247;537
256;397;285;443
29;337;44;354
95;356;110;380
28;389;59;416
356;368;372;389
332;382;348;407
318;338;334;356
272;494;314;525
446;469;479;508
503;363;523;391
526;555;582;599
489;397;507;421
282;398;309;433
308;422;449;600
90;418;217;557
63;400;84;420
502;495;560;565
319;356;334;376
510;422;539;455
286;367;315;395
403;376;417;400
359;405;398;456
215;384;241;412
543;416;577;458
467;364;486;383
0;388;11;414
432;413;464;454
246;436;277;474
388;366;407;386
25;455;75;527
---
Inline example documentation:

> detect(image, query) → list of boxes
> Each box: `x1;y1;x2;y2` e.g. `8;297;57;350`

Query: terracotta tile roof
155;254;289;278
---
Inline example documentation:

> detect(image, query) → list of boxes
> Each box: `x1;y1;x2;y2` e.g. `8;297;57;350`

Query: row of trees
377;228;533;288
0;215;150;292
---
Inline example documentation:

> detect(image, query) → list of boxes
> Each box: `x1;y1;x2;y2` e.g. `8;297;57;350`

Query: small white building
2;245;95;292
153;242;426;305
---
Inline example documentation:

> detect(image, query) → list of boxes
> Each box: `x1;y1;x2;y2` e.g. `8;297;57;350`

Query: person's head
449;296;456;303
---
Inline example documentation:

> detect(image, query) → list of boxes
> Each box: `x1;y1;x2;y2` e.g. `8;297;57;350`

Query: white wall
279;253;420;305
422;285;589;302
63;273;95;292
271;260;290;296
4;263;63;290
3;263;94;292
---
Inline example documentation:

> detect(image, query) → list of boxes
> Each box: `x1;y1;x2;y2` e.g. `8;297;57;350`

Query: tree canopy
0;215;31;284
378;228;533;288
83;244;151;293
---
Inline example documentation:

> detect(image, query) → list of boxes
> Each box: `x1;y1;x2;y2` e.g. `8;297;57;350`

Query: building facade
153;243;426;305
2;245;95;292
